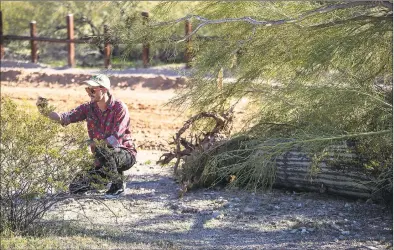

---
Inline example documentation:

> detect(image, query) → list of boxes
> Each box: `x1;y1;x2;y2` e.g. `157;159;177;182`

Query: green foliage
178;135;259;189
0;97;92;234
1;2;200;66
118;2;392;200
1;2;131;36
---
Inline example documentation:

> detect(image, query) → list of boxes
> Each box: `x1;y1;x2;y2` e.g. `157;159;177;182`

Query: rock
301;228;308;234
331;223;341;231
341;231;350;235
244;207;255;214
169;204;179;210
290;229;298;234
339;235;346;240
62;198;75;205
307;227;315;232
212;211;222;219
222;202;231;208
216;198;227;204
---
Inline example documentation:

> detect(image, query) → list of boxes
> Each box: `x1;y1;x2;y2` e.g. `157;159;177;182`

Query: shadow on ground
39;166;393;250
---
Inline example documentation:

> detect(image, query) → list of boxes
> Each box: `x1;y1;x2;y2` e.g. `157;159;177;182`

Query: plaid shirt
60;94;136;157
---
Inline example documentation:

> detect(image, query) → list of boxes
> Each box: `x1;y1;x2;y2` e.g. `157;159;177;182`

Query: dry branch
157;109;233;173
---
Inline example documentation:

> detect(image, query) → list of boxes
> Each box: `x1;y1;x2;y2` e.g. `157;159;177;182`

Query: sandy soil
1;63;393;249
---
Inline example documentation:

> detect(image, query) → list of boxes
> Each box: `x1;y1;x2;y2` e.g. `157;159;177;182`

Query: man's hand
36;96;61;123
36;96;49;116
36;96;60;118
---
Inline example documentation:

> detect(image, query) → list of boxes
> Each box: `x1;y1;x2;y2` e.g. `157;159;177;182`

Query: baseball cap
83;74;111;89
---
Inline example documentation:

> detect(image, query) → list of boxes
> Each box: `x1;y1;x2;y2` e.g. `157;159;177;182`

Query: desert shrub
0;97;93;234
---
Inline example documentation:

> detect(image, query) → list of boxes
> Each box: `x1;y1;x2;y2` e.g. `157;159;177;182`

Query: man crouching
36;74;137;198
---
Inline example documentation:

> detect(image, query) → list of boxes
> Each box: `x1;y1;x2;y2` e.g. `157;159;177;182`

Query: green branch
256;130;392;151
150;1;391;43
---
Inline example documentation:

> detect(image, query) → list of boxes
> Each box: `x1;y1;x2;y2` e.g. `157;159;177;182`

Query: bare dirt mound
1;66;187;91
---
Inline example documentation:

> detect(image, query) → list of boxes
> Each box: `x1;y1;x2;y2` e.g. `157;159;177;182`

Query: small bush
0;97;92;234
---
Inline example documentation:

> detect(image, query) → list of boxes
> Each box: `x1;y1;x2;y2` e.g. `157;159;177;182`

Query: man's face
85;87;106;102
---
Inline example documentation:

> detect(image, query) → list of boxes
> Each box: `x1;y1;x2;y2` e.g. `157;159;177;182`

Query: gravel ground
44;150;393;250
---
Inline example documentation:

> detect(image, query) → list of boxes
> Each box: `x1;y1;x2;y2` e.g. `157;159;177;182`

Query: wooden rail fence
0;10;193;69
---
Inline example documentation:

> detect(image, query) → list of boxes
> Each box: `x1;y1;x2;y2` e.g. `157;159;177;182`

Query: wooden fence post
141;11;150;68
104;24;111;69
185;19;192;68
66;14;75;67
0;10;4;60
30;21;38;63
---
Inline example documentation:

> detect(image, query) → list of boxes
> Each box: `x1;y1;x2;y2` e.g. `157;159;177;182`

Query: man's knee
118;152;136;172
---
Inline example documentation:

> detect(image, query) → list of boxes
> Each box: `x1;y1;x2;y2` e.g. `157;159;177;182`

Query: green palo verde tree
117;2;392;199
0;97;92;234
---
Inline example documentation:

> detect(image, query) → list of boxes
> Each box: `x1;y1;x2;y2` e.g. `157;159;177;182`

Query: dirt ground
1;63;393;249
1;75;183;152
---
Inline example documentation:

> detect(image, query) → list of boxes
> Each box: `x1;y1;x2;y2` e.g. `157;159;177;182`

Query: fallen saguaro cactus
158;111;390;202
273;145;375;199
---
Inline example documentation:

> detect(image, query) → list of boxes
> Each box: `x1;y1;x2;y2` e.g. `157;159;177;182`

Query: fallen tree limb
157;109;233;173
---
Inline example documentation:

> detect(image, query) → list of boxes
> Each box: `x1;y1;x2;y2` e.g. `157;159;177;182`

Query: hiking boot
105;183;124;198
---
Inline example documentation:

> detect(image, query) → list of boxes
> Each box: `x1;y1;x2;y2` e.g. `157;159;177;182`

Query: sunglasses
85;87;104;94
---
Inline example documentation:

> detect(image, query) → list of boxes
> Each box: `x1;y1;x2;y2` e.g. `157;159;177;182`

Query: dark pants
69;146;136;193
